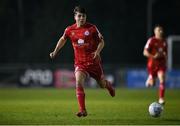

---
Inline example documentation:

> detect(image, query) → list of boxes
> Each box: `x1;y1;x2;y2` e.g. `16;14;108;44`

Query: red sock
159;83;165;99
76;86;85;112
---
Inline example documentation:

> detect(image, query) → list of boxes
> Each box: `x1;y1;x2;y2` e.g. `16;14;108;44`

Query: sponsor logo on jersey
77;39;85;45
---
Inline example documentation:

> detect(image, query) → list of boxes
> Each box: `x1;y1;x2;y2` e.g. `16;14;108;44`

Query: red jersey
144;37;167;68
63;23;101;65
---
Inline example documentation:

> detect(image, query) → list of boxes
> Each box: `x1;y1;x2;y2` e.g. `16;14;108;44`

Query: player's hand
98;33;104;40
49;52;56;59
92;51;100;59
153;52;164;59
163;52;167;59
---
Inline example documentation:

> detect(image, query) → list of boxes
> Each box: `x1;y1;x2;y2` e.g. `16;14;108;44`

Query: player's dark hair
154;24;163;30
74;6;86;15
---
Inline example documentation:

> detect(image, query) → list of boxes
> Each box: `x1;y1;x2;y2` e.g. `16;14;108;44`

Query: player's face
74;12;86;26
154;27;164;38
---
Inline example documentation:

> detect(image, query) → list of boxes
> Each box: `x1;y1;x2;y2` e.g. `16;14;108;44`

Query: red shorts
74;62;104;81
147;65;166;78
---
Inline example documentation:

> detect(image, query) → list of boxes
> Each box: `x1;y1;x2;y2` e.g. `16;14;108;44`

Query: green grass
0;88;180;125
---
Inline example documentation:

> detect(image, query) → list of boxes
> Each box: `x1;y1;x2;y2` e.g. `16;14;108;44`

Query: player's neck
155;36;163;40
76;23;86;28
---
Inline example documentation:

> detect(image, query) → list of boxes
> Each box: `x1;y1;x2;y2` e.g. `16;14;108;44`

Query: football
148;102;163;117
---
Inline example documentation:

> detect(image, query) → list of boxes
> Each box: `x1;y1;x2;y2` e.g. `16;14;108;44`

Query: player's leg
96;79;115;97
88;62;115;97
75;70;88;117
146;66;157;87
157;70;166;104
145;74;156;87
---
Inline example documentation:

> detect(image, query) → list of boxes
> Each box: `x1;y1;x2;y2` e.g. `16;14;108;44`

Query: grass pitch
0;88;180;125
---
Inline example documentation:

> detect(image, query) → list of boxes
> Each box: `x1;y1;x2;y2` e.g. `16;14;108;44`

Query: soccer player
50;6;115;117
143;25;167;105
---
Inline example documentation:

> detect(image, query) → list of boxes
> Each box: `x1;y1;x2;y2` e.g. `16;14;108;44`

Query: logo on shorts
84;30;89;36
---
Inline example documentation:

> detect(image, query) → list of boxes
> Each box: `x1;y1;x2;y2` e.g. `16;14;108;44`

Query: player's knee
158;76;165;84
159;79;165;84
147;78;154;84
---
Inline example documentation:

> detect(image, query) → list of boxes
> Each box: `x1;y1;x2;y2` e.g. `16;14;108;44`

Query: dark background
0;0;180;66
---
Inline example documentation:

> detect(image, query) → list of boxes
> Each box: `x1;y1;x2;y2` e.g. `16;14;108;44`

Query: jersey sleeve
93;25;103;43
144;38;153;51
62;27;70;40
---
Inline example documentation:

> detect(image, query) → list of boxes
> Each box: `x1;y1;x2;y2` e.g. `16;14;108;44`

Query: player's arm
93;26;104;59
93;38;104;59
143;49;154;58
50;36;67;59
143;49;160;59
143;38;160;59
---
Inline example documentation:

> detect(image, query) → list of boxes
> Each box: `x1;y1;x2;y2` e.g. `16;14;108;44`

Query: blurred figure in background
50;6;115;117
143;25;167;105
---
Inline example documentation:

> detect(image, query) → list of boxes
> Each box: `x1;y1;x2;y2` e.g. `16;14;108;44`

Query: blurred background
0;0;180;88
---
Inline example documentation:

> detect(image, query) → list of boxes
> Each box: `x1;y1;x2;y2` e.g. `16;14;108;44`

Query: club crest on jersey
84;30;90;36
77;39;85;45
